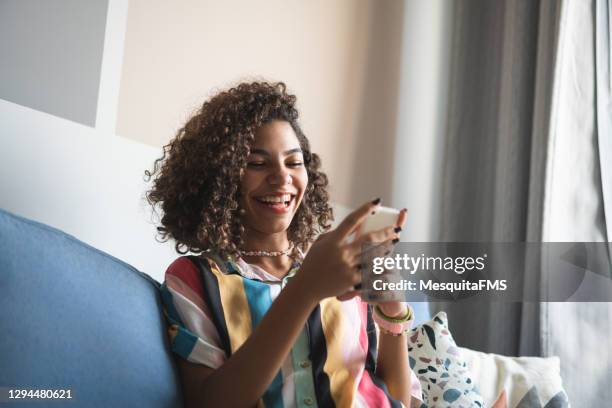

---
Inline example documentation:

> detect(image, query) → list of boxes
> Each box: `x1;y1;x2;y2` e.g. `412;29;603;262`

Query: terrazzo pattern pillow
408;312;485;408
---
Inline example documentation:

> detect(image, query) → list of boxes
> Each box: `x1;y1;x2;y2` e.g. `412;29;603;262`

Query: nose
267;167;292;186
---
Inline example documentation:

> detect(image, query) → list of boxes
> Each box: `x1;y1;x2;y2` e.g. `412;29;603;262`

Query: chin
256;221;293;235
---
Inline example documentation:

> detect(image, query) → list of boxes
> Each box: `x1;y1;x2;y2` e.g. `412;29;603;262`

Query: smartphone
359;206;401;235
356;206;405;302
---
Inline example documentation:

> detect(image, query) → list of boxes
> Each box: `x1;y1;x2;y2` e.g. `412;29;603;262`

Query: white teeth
257;194;292;203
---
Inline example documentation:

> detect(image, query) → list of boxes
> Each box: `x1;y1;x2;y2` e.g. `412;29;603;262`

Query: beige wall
117;0;405;207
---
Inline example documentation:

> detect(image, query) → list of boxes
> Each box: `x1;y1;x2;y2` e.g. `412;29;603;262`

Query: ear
491;390;507;408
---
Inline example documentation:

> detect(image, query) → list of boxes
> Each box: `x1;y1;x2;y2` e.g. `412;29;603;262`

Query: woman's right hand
293;198;401;303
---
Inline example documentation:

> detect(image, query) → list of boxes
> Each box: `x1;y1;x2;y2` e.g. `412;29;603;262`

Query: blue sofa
0;208;183;407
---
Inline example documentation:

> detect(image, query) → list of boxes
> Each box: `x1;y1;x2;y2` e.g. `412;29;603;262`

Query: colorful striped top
160;253;423;408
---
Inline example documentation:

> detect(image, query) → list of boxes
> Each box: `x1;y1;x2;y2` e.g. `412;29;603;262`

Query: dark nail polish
392;238;399;244
371;197;381;205
353;283;362;290
401;208;407;212
371;211;375;215
384;250;391;255
394;226;402;233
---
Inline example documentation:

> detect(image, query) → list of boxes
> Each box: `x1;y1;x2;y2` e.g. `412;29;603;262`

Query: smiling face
239;120;309;237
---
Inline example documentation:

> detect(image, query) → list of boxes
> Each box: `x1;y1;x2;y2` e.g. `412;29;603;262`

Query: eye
247;161;265;168
287;161;303;167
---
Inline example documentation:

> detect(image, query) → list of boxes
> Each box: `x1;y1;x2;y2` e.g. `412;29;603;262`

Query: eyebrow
249;148;303;156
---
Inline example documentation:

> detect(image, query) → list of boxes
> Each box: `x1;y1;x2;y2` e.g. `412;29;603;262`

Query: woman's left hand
337;207;407;305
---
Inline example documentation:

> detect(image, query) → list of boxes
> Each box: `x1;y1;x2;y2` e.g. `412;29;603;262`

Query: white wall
116;0;375;207
391;0;452;241
0;99;178;282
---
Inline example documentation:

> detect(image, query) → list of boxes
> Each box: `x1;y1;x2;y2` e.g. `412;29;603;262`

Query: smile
252;193;296;214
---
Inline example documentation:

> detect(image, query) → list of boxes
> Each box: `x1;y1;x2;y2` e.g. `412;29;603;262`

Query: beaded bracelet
378;327;411;337
373;303;414;335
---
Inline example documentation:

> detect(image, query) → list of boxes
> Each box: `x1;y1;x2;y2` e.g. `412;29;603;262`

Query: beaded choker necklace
239;245;293;257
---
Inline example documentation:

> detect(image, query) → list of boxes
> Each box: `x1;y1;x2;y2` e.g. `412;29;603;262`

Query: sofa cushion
460;347;569;407
0;208;183;407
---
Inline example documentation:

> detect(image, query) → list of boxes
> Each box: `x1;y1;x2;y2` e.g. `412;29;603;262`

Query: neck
242;227;291;252
241;228;294;278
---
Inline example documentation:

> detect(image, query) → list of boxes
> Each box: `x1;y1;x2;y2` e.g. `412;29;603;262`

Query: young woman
146;81;423;407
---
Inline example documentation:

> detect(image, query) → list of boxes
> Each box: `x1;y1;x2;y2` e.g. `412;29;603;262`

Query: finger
334;198;381;241
346;243;396;274
345;226;397;264
351;225;399;249
396;208;407;227
354;226;362;240
360;240;394;259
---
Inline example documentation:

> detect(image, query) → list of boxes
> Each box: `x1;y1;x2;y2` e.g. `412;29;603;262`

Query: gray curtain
430;0;612;404
430;0;562;357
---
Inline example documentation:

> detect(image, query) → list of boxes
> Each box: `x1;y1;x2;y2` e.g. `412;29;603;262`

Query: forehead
250;120;301;150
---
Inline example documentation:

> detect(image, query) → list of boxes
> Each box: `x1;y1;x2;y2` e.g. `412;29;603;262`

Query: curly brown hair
144;81;333;260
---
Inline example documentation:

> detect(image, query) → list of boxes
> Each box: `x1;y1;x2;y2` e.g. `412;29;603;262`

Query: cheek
296;171;309;200
240;172;260;193
297;167;308;185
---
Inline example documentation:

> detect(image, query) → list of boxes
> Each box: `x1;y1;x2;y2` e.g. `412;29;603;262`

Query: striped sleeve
160;256;227;369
